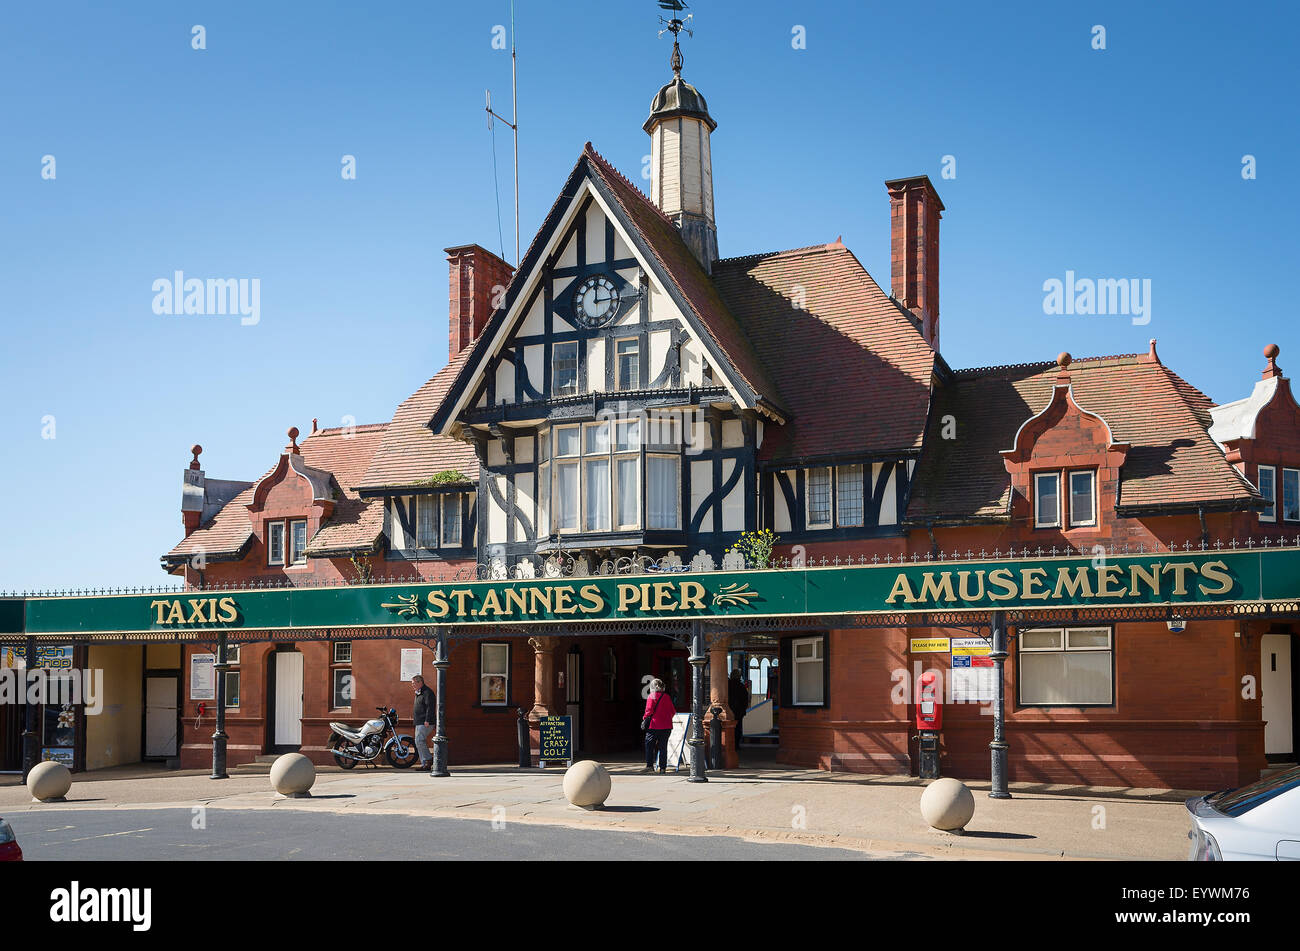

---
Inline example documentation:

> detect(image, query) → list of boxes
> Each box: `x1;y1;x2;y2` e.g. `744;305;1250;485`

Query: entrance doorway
653;649;689;709
1262;633;1295;762
269;648;304;752
566;647;583;753
144;676;179;759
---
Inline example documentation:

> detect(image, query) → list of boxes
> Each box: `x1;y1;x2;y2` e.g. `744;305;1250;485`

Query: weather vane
656;0;693;77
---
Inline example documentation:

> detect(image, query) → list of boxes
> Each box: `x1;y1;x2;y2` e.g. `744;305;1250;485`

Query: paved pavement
0;761;1196;860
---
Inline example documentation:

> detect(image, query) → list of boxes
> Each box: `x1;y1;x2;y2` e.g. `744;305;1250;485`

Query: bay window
542;415;680;536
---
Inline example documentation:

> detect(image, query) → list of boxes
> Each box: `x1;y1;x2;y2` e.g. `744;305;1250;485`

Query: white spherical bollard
919;777;975;832
270;753;316;798
562;760;612;811
28;761;73;803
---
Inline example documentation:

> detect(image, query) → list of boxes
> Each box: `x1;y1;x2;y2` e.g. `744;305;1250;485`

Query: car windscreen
1206;766;1300;817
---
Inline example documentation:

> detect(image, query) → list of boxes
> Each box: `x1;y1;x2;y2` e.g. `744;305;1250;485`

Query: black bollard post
708;704;723;771
517;707;531;768
211;632;229;779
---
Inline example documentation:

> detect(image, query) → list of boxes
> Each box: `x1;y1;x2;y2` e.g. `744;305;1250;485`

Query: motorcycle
328;706;421;769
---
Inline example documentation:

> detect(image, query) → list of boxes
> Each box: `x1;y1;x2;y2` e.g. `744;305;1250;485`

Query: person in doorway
728;668;750;750
642;678;676;773
411;674;436;771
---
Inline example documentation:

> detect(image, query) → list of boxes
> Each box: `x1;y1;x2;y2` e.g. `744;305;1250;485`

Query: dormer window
289;519;308;564
1033;472;1060;528
1283;468;1300;522
1258;465;1276;522
1068;471;1096;527
267;521;285;566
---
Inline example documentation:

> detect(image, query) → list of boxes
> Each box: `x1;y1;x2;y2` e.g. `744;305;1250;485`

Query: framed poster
189;653;216;701
400;648;423;681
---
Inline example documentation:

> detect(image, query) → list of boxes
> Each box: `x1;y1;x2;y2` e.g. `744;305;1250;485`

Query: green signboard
3;548;1299;637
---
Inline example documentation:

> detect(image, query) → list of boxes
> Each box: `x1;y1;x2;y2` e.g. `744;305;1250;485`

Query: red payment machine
915;670;942;779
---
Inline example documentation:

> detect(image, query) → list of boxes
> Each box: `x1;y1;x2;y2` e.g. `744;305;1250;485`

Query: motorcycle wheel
386;735;420;769
332;738;358;770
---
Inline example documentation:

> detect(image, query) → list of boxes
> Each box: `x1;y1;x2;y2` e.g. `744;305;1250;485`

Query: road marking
66;828;153;843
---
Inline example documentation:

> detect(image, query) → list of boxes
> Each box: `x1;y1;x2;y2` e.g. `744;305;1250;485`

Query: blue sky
1;1;1296;590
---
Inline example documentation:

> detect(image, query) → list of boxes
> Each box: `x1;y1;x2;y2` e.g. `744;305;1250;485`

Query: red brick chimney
886;176;944;351
446;245;515;360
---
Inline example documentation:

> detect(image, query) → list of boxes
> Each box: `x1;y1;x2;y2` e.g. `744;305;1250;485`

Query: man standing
728;668;750;752
411;674;435;771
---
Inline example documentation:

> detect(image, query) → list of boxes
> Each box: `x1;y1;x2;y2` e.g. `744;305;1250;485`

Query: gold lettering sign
151;597;238;625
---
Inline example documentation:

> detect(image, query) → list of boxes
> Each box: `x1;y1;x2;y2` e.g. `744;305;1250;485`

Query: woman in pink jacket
642;678;677;773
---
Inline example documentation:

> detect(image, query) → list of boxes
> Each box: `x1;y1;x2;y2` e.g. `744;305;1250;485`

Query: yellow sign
951;637;992;656
909;638;950;653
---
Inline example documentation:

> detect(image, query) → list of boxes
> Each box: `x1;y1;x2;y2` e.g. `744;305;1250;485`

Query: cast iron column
989;611;1011;799
20;636;38;782
687;622;708;783
431;627;450;777
211;633;229;779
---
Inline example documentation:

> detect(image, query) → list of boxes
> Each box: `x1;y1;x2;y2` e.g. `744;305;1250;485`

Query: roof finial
189;444;203;470
1056;351;1072;384
1264;343;1282;380
656;1;693;78
286;426;300;454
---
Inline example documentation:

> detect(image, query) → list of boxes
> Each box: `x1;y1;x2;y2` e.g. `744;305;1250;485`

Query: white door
144;677;177;757
1262;634;1293;757
274;652;304;747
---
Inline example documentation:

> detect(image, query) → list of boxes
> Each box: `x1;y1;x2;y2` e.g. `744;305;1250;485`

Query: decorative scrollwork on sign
380;593;421;617
713;582;759;608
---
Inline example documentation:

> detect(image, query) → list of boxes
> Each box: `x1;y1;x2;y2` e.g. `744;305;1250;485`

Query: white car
1187;765;1300;860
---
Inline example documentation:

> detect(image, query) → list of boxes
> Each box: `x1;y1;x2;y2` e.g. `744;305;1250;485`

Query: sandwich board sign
538;715;572;767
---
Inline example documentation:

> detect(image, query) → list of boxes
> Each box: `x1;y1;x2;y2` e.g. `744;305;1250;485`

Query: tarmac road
5;808;916;861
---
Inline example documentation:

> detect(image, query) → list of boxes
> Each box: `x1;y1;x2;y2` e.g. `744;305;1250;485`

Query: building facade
130;48;1300;791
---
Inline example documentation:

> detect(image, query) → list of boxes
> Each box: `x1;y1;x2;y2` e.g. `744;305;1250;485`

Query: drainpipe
1198;506;1209;549
431;626;451;777
926;521;939;558
211;631;229;779
687;622;708;783
21;635;38;783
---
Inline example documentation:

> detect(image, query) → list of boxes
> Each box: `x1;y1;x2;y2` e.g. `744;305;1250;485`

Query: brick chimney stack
446;245;515;360
886;176;944;352
182;444;204;537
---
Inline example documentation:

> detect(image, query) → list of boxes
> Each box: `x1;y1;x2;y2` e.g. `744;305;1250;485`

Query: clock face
572;275;619;328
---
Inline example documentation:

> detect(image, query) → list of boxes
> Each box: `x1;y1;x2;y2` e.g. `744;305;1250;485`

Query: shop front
4;543;1298;789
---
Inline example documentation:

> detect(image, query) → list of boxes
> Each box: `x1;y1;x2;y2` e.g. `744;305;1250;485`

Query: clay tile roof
710;243;937;463
163;424;390;566
583;144;787;418
359;353;480;493
907;356;1258;522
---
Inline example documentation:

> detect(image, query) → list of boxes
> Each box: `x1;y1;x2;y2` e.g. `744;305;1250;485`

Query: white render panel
680;339;704;387
587;337;605;390
385;499;409;550
613;228;633;261
876;462;898;526
585;202;607;257
756;419;764;448
514;471;535;526
721;459;743;531
488;476;508;543
690;459;711;527
556;228;577;270
519;295;546;337
495;358;515;405
487;440;507;467
774;473;794;532
722;419;743;448
613;298;641;326
515;434;535;465
649;330;671;384
688;413;711;453
523;345;544;397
